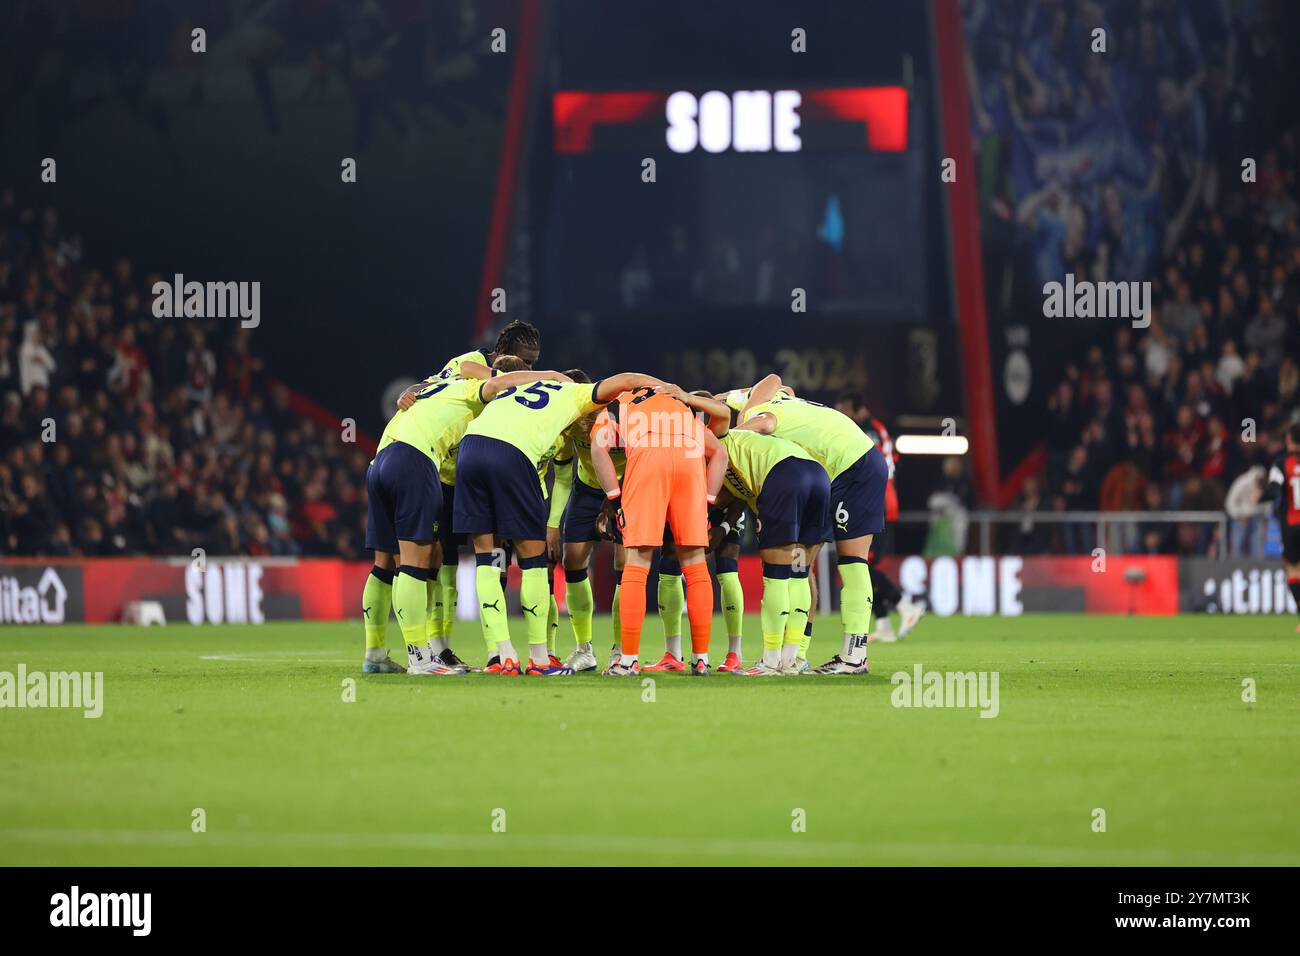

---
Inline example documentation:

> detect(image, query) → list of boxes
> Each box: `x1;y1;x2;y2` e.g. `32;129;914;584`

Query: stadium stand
967;0;1300;556
0;188;371;558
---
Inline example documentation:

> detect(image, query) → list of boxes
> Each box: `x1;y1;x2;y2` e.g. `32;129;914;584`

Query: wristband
706;493;717;505
606;489;621;501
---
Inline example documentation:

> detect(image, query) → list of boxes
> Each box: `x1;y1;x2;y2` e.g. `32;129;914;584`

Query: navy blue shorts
439;481;466;554
830;445;889;539
564;479;607;543
754;457;830;548
365;441;443;553
453;435;548;541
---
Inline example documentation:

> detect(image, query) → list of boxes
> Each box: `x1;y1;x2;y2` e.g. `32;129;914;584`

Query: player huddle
361;320;897;677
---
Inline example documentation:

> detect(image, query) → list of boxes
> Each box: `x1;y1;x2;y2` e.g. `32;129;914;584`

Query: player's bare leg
396;539;464;675
813;534;873;675
361;550;405;673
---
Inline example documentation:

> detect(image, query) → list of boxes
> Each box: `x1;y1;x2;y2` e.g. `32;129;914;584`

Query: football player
393;321;544;668
454;370;666;675
1262;422;1300;631
590;387;728;676
669;388;831;676
737;375;890;675
362;357;562;674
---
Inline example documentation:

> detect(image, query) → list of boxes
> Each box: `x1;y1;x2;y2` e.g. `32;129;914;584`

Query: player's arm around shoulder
593;372;666;404
589;418;622;498
740;372;784;416
396;375;438;411
664;385;732;438
736;406;776;434
702;427;728;503
481;369;572;402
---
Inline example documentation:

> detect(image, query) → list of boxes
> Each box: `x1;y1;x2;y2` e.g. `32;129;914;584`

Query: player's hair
836;392;860;408
689;389;712;398
493;320;540;359
565;368;591;384
492;354;529;373
1288;422;1300;447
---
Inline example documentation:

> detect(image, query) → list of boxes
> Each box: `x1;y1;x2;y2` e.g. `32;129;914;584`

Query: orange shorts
620;447;708;548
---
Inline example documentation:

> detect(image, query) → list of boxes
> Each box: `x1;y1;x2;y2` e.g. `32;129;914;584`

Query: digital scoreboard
540;85;928;321
532;0;950;406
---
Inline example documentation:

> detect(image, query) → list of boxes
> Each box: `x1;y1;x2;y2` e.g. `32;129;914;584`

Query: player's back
743;395;872;480
437;349;488;381
720;429;814;504
377;377;484;465
601;388;702;463
465;379;602;467
575;424;625;488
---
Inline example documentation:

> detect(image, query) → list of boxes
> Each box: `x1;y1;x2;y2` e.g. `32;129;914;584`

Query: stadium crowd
967;0;1300;556
0;189;372;558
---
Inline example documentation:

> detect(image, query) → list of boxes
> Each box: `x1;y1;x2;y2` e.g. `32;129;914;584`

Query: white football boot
896;600;925;638
362;651;407;674
563;645;599;673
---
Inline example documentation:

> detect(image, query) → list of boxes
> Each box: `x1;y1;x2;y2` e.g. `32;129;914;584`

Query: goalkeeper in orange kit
591;386;729;675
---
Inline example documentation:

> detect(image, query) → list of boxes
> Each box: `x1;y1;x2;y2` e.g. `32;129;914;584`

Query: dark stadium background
0;1;956;441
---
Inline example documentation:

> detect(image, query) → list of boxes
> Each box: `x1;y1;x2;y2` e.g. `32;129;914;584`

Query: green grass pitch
1;614;1297;866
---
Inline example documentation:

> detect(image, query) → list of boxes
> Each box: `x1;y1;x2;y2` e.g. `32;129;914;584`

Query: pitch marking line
3;829;1298;866
200;655;354;664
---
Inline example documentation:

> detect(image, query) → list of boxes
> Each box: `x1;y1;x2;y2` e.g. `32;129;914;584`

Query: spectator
1225;465;1269;558
1244;295;1286;372
1009;474;1051;554
18;320;55;395
0;196;371;558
